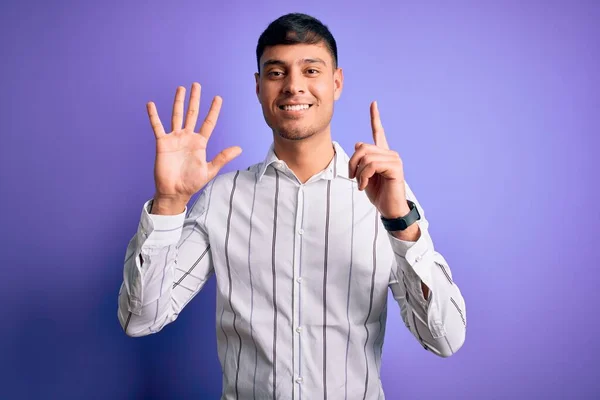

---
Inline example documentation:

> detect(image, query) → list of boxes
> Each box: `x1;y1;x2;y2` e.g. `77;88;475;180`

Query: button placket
293;185;305;393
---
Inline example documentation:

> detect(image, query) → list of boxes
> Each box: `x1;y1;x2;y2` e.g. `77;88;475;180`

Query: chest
205;175;394;323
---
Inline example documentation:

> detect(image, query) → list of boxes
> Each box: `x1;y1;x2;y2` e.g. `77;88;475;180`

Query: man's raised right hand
146;82;242;214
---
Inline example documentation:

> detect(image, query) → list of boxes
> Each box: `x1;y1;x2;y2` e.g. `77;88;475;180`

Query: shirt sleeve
117;181;215;337
387;181;467;357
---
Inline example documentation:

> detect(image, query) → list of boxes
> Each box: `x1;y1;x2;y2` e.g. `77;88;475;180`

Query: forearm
381;196;431;297
395;281;466;357
118;197;213;337
118;224;181;337
388;222;428;298
389;227;466;356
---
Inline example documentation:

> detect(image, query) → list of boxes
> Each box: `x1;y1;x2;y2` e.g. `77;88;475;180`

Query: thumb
208;146;243;176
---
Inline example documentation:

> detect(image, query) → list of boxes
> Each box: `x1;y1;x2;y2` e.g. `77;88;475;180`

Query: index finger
370;101;389;150
198;96;223;140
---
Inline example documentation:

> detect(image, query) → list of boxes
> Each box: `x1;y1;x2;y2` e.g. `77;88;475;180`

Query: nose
283;69;305;95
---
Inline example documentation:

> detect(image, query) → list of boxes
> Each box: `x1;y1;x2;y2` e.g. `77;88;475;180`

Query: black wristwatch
380;200;421;231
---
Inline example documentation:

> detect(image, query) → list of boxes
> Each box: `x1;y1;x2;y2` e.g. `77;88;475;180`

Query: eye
267;71;284;78
306;69;319;75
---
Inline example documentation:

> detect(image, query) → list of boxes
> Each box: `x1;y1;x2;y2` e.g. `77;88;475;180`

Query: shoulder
206;162;262;196
187;163;261;221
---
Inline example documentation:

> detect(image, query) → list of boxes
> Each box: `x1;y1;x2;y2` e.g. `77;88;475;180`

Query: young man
118;13;466;400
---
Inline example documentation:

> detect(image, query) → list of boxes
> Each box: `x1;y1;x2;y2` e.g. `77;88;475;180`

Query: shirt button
296;377;303;384
415;255;423;262
296;277;302;283
296;326;303;333
298;229;304;235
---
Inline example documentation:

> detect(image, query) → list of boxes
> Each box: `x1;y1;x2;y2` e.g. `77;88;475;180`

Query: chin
276;126;317;141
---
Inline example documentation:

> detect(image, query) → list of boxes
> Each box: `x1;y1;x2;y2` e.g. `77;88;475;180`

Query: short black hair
256;13;338;73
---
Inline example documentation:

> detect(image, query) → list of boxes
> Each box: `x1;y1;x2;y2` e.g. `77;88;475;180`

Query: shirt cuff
138;199;187;247
388;223;435;285
387;221;432;261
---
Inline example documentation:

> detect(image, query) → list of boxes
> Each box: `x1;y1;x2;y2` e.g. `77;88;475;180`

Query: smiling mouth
278;104;313;111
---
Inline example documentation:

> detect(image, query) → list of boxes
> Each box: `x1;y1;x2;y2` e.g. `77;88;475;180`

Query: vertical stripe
248;177;259;400
344;183;356;400
152;247;170;329
272;170;280;399
119;143;467;398
402;273;427;350
291;188;297;400
323;180;331;399
218;178;232;393
333;150;338;177
298;187;305;400
373;301;386;375
224;171;243;398
362;212;379;400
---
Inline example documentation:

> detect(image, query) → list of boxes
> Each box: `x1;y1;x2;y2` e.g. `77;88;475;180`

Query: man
118;12;466;400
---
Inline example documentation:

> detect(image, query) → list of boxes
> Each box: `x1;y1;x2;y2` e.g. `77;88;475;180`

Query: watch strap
380;200;421;231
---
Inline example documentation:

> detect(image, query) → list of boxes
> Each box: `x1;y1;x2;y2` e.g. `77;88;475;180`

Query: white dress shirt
118;141;467;400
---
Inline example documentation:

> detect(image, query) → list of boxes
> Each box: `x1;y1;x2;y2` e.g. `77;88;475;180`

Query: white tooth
284;104;309;111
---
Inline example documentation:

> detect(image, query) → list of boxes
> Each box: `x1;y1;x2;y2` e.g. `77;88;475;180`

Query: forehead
260;42;333;66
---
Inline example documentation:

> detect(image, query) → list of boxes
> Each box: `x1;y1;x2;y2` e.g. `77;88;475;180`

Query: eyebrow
262;58;327;69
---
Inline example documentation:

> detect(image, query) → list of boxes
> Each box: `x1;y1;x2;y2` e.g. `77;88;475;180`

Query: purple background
1;0;598;399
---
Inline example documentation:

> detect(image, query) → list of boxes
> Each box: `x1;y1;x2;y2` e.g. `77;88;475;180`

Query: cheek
313;82;335;110
258;84;276;106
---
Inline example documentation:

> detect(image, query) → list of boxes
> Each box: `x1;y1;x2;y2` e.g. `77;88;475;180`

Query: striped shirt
118;141;467;400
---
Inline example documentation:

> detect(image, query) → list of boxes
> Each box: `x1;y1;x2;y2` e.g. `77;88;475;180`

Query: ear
333;67;344;101
254;72;260;98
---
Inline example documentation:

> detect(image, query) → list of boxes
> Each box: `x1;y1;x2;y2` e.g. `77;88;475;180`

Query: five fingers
147;82;222;139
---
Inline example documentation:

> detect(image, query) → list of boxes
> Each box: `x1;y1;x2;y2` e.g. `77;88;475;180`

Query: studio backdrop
0;1;598;399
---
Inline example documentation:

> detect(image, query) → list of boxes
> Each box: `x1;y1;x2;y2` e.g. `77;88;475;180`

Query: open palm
147;82;242;202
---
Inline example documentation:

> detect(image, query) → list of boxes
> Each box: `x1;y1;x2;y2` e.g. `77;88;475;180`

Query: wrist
150;195;189;215
391;223;421;241
380;200;421;237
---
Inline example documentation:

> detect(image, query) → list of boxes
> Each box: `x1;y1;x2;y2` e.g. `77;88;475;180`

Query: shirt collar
256;141;352;182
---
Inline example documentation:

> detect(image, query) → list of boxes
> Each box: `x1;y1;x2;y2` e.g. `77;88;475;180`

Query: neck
272;130;335;183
